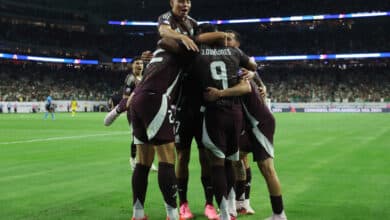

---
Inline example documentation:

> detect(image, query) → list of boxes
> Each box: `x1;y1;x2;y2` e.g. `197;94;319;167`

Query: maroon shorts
242;103;276;161
130;91;175;145
175;104;204;150
202;105;243;161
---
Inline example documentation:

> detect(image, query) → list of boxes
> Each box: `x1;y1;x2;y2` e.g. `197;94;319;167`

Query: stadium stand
0;0;389;104
0;61;125;102
1;60;388;103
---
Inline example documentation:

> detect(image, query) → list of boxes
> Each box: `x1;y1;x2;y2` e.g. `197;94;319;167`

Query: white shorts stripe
146;72;181;140
243;104;275;158
201;110;225;159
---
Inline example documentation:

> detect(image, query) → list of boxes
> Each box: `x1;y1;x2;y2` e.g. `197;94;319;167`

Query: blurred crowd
1;61;388;103
262;65;390;102
0;62;124;102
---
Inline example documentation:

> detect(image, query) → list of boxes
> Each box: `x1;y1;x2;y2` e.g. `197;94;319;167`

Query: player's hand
180;35;199;52
239;68;255;80
141;50;153;63
204;87;221;102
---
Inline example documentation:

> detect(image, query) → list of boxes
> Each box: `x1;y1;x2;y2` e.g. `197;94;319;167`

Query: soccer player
223;30;256;215
43;93;55;120
71;98;77;117
204;34;288;219
129;20;231;220
196;30;256;220
124;57;148;170
129;45;193;220
104;56;158;172
160;23;257;220
158;1;219;220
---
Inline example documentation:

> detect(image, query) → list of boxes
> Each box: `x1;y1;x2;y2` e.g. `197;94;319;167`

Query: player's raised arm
159;25;199;52
194;31;229;45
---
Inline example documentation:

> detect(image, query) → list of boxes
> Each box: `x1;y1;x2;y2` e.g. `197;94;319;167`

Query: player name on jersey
201;48;232;56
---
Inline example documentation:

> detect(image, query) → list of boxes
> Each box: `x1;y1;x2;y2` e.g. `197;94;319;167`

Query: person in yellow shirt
71;99;77;117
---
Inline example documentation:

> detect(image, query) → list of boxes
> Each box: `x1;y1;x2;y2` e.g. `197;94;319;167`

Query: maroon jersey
123;73;142;96
158;11;198;36
158;11;199;105
191;45;251;106
135;49;189;99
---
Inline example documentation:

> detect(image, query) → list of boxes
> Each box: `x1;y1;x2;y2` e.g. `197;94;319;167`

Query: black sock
177;177;188;205
201;176;214;205
235;180;246;201
225;160;235;197
245;168;252;199
130;141;136;159
158;162;178;208
211;165;227;207
132;164;150;206
270;195;284;214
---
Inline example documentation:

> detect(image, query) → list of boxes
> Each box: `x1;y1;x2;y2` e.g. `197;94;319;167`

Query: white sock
165;203;179;220
219;197;230;220
133;199;145;219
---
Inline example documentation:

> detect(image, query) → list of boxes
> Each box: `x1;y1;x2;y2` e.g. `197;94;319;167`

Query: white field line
0;131;129;145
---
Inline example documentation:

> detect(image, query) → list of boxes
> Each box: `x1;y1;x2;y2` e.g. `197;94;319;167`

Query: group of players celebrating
104;1;287;220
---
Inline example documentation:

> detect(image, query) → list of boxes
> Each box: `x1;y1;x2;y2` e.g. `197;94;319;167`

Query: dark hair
197;23;218;34
225;30;241;43
131;56;142;64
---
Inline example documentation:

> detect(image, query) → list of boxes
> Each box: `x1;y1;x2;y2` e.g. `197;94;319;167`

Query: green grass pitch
0;112;389;220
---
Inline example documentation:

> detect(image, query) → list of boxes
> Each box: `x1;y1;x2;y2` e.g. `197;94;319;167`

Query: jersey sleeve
157;12;172;28
236;48;250;68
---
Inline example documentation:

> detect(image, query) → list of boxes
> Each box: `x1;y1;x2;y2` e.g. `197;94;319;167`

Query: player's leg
206;151;229;220
130;94;153;220
176;147;190;192
198;147;219;220
104;98;128;126
127;111;137;171
50;109;55;120
195;111;217;216
242;154;255;214
132;144;155;220
176;147;194;219
258;158;287;220
130;139;137;170
235;151;255;215
174;106;195;219
155;142;180;220
250;116;286;219
232;157;247;214
226;159;237;218
43;105;49;119
202;106;242;220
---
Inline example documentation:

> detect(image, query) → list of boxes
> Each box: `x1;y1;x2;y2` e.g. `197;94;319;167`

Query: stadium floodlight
108;21;158;26
108;11;390;26
0;52;99;64
112;58;133;63
113;52;390;63
253;52;390;61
